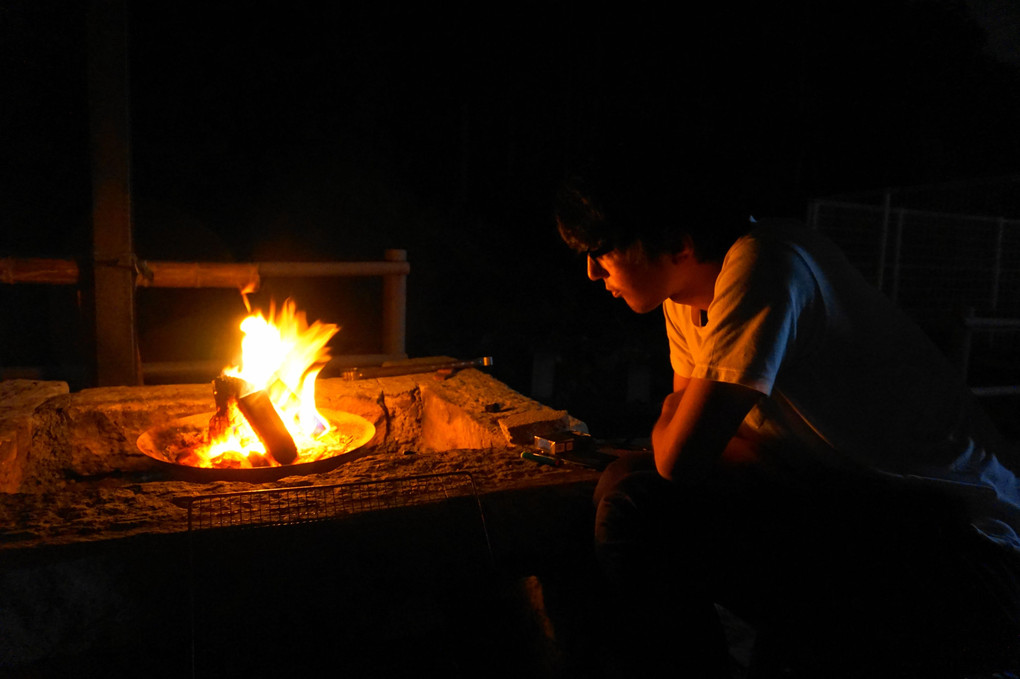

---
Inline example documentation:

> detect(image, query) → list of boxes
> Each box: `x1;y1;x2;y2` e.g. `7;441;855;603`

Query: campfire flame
195;299;340;468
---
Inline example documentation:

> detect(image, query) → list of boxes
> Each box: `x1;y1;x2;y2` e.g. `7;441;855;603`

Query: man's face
586;242;676;314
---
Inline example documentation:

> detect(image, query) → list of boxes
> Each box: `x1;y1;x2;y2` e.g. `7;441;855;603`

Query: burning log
237;390;298;465
210;375;298;465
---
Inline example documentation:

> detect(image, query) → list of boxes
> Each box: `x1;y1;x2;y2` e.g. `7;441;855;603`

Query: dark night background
3;1;1020;438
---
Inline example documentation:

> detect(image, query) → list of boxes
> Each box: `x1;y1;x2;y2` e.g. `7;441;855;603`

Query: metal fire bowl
136;408;376;483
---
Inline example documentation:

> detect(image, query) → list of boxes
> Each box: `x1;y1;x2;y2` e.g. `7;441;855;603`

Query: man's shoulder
726;219;841;273
723;219;811;270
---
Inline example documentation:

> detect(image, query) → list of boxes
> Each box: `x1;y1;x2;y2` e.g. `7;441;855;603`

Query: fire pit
1;367;594;512
0;369;604;675
136;408;375;482
0;295;601;673
137;296;374;479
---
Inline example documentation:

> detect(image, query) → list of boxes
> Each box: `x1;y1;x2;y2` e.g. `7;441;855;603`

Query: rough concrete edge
20;384;224;489
316;376;425;454
0;381;70;493
418;387;506;450
420;369;588;447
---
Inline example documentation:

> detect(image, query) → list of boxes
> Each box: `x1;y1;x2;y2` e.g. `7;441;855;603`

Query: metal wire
183;472;488;535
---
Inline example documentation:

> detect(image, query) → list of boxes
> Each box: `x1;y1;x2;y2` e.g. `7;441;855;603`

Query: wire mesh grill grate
183;472;483;532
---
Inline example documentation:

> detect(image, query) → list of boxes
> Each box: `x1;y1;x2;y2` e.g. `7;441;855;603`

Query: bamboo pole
0;258;80;285
258;260;410;278
140;354;406;382
135;262;261;289
0;258;410;288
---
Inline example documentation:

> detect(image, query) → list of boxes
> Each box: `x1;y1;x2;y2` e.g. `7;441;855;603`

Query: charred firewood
209;375;248;440
246;451;271;467
174;450;201;466
213;375;247;411
213;452;245;469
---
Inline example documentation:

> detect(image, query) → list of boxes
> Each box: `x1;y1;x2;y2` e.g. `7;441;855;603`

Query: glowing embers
137;299;375;479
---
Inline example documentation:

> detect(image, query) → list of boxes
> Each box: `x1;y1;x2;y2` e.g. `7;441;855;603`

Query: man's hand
651;376;761;483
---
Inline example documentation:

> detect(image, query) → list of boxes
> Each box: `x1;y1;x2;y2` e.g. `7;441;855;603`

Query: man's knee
593;453;676;555
593;452;659;507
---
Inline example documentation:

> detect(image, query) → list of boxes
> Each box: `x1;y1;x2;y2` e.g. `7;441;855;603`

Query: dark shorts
593;452;1020;675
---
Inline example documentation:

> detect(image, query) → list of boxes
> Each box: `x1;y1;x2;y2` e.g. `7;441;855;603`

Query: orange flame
194;299;339;468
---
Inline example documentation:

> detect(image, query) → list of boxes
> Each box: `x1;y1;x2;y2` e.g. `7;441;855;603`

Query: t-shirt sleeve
694;237;817;395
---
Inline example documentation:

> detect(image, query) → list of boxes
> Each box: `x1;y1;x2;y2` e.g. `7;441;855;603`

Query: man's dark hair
555;127;753;262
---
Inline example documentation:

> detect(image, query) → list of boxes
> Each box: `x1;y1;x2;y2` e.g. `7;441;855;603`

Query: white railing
808;196;1020;396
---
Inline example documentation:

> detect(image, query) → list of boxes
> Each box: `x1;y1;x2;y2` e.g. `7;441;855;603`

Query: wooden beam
0;258;80;285
0;258;409;288
88;0;139;385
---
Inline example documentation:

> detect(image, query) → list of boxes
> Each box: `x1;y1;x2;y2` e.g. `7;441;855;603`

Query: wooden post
88;0;139;385
382;249;408;358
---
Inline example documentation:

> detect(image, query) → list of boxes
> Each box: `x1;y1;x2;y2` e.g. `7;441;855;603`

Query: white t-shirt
664;221;1020;552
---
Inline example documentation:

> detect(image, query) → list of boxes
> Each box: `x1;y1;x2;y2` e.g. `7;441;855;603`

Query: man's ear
669;235;696;263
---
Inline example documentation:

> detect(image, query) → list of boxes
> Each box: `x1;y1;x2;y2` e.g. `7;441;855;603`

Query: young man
556;160;1020;676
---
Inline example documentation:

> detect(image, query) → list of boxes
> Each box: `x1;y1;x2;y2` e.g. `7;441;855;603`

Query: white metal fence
808;197;1020;396
808;199;1020;315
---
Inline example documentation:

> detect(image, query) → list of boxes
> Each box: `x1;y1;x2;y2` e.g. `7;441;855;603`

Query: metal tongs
341;356;493;380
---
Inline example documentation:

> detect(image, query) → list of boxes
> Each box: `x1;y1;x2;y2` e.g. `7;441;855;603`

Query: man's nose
587;255;607;281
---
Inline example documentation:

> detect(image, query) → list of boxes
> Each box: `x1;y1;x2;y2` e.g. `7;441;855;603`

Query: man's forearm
650;378;761;483
651;383;717;482
651;390;684;452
